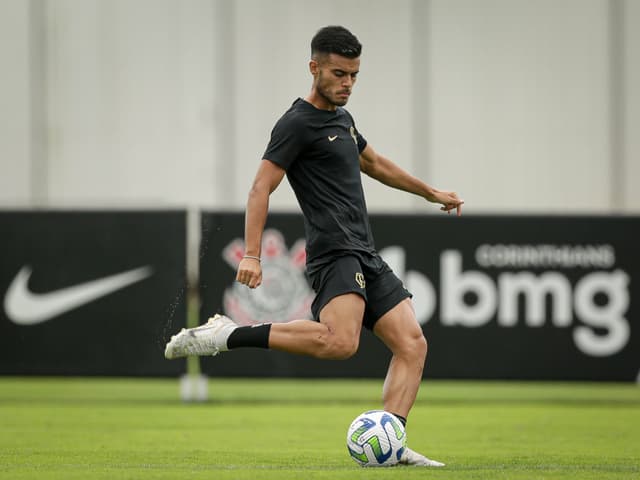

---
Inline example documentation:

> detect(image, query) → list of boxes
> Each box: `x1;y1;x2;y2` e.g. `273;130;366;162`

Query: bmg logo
381;245;631;358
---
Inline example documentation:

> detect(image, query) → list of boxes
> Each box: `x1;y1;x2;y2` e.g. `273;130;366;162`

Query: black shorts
308;252;412;330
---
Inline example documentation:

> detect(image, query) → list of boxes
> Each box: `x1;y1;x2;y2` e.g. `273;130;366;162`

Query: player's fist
236;257;262;288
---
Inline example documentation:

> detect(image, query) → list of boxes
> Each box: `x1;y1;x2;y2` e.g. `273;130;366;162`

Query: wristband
243;255;261;262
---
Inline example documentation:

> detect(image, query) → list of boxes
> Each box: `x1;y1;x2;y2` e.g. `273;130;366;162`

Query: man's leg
268;293;364;359
165;293;365;360
373;298;444;467
372;298;426;418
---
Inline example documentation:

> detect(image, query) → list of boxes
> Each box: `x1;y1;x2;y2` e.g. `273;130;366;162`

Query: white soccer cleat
164;314;238;359
399;447;445;467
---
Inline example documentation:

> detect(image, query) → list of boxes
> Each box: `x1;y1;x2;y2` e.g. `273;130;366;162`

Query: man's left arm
359;143;464;216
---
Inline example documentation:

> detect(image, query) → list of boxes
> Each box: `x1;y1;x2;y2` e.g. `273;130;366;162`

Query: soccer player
165;25;463;467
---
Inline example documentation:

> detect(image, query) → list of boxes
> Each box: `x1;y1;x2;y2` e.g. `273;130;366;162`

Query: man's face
311;53;360;108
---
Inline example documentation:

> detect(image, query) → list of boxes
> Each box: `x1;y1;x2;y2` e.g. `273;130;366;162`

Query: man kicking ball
165;25;463;467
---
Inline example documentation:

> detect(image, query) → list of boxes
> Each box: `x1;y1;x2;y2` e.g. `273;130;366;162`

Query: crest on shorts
355;272;366;289
222;229;314;325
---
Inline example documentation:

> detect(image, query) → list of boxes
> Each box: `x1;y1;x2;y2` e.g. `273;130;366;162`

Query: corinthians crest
222;229;314;325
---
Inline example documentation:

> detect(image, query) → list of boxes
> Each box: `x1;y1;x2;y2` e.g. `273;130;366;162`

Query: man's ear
309;59;318;75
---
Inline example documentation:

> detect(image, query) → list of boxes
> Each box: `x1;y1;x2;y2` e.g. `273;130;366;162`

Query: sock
392;413;407;427
226;323;271;349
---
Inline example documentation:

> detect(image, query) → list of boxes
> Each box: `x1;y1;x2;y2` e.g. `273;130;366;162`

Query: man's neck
304;94;336;112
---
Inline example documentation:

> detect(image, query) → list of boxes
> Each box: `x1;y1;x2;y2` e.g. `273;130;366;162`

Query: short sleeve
262;113;306;171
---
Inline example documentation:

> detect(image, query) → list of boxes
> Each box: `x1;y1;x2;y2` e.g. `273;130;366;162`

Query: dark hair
311;26;362;59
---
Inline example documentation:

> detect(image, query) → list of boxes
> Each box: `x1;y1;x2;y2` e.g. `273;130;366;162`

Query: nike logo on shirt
328;135;338;142
4;265;153;325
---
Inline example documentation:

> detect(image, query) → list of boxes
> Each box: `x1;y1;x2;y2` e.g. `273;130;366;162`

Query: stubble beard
318;87;348;108
316;71;349;108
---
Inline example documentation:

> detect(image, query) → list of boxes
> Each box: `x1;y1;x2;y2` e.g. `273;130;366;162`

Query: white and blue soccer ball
346;410;406;467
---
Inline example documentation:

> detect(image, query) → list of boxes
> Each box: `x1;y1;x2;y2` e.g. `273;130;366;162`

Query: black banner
199;212;639;381
0;211;187;376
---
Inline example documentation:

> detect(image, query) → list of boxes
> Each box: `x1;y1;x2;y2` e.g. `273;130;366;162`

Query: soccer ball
346;410;406;467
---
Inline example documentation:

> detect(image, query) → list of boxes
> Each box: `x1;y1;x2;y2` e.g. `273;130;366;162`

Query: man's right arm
236;159;287;289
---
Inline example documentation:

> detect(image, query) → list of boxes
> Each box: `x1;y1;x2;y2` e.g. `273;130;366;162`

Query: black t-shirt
263;98;376;270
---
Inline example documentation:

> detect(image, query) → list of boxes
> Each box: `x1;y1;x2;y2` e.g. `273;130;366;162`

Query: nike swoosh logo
4;265;153;325
328;135;338;142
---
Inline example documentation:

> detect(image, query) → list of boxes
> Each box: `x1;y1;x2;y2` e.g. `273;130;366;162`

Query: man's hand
431;190;464;217
236;257;262;288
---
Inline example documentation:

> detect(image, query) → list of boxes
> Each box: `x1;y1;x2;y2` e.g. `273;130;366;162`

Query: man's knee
398;326;428;361
414;330;428;360
317;294;365;360
320;334;360;360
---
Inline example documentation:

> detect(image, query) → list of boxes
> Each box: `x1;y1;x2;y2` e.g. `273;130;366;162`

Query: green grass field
0;377;638;479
